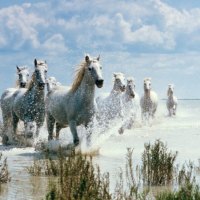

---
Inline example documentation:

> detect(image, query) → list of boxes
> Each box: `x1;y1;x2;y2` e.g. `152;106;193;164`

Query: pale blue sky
0;0;200;98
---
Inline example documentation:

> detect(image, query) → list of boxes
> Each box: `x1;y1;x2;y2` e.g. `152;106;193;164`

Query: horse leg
2;116;10;145
85;122;94;146
56;123;63;140
11;112;19;144
69;120;79;146
47;113;55;140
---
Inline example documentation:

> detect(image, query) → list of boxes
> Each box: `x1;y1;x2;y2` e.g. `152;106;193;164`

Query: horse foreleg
47;113;55;140
69;120;79;146
56;123;63;140
12;112;19;136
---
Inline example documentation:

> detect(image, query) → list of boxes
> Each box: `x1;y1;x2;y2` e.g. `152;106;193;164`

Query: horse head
113;72;126;92
46;76;61;92
167;84;174;96
144;77;152;92
85;54;104;88
34;59;48;90
16;66;30;88
126;77;135;98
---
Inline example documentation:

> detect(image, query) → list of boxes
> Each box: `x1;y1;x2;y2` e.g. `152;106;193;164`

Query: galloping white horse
140;78;158;121
46;55;103;146
11;59;47;143
96;72;125;123
119;77;140;134
1;66;30;142
166;84;178;116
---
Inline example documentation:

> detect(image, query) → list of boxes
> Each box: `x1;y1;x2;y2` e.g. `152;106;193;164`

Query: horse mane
70;60;87;93
25;73;36;92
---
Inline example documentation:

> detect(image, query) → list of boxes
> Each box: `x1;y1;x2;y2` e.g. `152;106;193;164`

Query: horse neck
168;91;173;98
144;89;151;98
75;72;95;103
26;83;45;102
124;89;132;101
112;82;122;93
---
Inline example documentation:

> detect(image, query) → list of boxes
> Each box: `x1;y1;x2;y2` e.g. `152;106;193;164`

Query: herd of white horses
0;55;178;147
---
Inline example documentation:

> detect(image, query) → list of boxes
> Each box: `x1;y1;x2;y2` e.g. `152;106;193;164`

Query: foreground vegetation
27;140;200;200
0;153;10;192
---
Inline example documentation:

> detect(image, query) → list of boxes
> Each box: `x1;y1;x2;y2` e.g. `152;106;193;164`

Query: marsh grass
0;153;10;184
27;140;200;200
142;139;178;186
45;149;112;200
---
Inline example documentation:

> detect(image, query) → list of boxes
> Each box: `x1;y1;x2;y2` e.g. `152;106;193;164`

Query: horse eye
88;68;92;71
45;70;47;73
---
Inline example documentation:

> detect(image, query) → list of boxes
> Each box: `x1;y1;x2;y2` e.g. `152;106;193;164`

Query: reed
0;153;10;189
142;139;178;186
27;141;200;200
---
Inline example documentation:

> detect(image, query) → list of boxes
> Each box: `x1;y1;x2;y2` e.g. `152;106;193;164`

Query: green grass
142;139;178;186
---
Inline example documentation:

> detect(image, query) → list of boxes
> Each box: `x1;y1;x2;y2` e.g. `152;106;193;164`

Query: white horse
46;55;103;146
96;72;126;124
166;84;178;116
119;77;140;134
46;76;62;93
1;66;30;143
10;59;47;144
140;78;158;122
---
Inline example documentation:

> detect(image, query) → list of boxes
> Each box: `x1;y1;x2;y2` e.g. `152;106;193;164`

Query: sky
0;0;200;99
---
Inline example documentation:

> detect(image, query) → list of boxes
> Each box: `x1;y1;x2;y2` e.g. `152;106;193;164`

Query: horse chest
143;97;153;111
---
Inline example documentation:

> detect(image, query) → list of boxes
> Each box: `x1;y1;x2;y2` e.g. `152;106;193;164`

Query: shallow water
0;100;200;199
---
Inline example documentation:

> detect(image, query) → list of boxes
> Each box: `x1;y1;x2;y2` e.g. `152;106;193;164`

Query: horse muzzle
38;82;45;90
130;93;135;98
95;79;104;88
121;85;126;92
20;82;26;88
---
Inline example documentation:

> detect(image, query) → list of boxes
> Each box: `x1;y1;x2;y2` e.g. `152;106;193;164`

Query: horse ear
45;60;47;64
85;54;91;63
16;65;20;72
34;59;37;67
97;55;100;61
113;73;117;78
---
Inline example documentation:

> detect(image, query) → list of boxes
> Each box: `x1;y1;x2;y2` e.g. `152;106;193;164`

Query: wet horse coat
96;72;126;123
46;55;103;145
166;84;178;116
140;78;158;121
1;66;30;143
11;59;47;140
